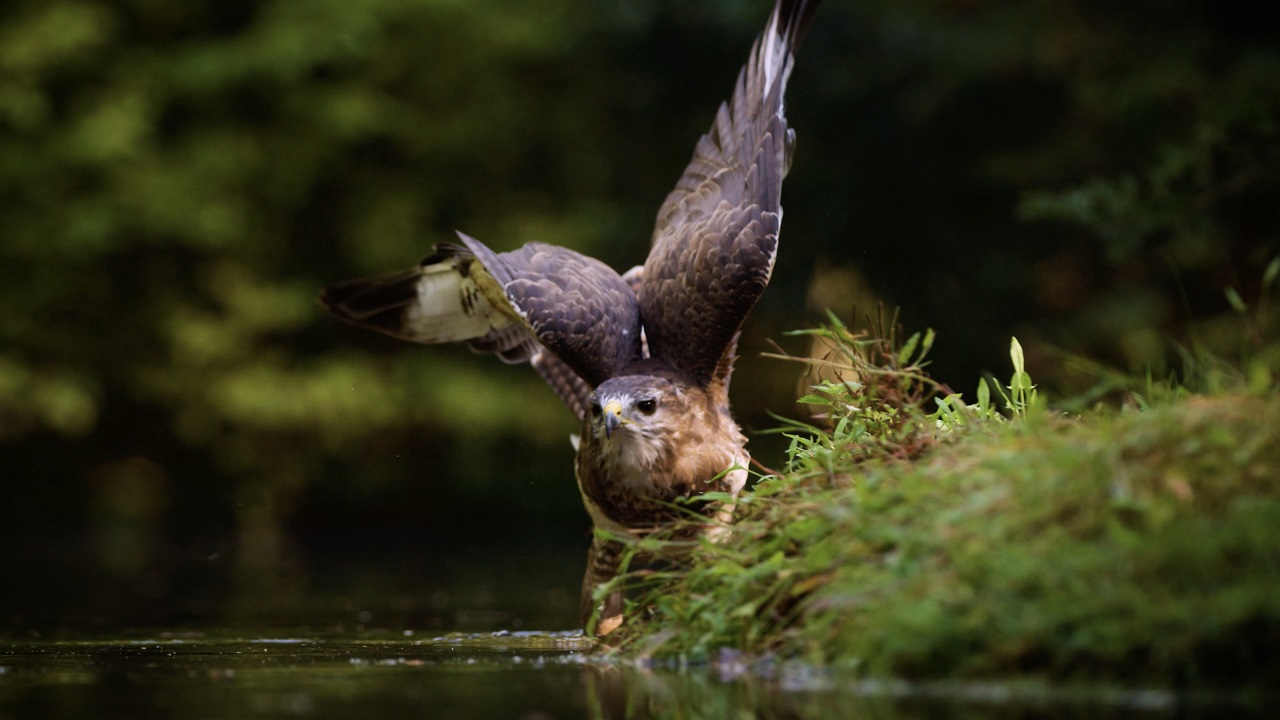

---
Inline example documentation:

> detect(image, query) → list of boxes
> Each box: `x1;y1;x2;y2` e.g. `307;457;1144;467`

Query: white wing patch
402;259;513;343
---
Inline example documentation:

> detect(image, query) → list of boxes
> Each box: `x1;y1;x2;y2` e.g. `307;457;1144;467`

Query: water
1;630;596;718
2;627;1264;719
1;547;1270;718
0;629;870;719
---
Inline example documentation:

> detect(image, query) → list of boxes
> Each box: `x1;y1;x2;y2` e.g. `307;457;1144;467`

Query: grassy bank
596;318;1280;689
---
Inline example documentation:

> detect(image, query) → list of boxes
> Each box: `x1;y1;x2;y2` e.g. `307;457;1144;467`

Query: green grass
594;314;1280;689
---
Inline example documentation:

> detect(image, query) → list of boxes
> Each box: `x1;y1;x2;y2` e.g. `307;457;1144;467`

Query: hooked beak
603;400;624;438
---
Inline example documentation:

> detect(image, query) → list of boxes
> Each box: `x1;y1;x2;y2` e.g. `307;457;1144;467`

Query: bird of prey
321;0;820;634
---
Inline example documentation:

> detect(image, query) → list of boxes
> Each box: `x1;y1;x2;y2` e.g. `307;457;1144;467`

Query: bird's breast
575;426;746;529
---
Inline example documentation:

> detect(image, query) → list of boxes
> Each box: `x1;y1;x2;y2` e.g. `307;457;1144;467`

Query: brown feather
639;0;819;388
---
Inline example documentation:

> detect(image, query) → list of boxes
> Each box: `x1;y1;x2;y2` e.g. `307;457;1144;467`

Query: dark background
2;0;1276;630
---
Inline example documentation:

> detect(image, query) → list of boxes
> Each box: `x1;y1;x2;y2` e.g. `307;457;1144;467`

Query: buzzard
321;0;820;634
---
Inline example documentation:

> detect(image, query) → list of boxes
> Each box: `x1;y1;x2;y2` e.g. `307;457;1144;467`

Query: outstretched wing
320;233;642;417
639;0;818;388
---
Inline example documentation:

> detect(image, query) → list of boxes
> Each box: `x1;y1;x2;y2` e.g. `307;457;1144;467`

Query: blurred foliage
0;0;1277;623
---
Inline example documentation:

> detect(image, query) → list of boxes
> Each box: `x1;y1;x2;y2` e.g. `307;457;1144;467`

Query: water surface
1;548;1267;719
4;626;1256;720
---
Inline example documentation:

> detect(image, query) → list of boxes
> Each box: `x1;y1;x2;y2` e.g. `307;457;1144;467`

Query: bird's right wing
639;0;818;389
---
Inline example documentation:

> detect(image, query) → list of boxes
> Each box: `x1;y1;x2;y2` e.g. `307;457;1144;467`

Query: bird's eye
636;398;657;415
590;402;602;418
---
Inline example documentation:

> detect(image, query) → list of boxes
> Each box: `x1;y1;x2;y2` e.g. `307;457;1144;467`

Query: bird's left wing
320;234;642;418
639;0;819;389
455;234;644;390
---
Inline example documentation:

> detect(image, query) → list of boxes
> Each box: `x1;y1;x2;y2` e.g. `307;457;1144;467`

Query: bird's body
574;371;747;631
577;371;747;530
321;0;820;633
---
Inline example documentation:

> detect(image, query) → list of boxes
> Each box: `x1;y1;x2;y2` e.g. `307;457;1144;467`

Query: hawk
321;0;820;634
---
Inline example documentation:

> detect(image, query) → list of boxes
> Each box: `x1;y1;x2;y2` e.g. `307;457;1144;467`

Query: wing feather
640;0;818;388
320;235;642;417
454;233;643;389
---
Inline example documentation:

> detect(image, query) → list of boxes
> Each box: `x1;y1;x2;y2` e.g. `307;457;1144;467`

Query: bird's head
586;375;679;445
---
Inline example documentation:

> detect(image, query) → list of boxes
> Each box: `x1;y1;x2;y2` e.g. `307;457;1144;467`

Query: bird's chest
575;429;743;530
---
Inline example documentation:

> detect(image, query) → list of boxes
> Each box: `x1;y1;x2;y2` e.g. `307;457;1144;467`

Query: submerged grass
596;311;1280;689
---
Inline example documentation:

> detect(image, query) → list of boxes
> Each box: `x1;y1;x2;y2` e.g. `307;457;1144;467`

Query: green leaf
897;332;920;367
1264;257;1280;288
1009;337;1026;376
1224;287;1247;313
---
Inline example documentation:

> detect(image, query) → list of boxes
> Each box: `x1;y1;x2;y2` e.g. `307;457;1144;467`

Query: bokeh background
2;0;1277;630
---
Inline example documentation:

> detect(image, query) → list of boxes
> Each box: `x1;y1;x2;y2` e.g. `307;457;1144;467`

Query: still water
0;629;896;719
2;626;1251;720
0;547;1264;718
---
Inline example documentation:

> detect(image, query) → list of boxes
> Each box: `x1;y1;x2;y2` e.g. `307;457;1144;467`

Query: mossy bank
595;327;1280;691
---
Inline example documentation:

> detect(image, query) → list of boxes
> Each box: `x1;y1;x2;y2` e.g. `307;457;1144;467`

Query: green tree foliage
0;0;635;615
793;0;1279;382
0;0;605;449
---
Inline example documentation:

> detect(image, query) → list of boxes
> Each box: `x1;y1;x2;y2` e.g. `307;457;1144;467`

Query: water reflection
2;630;1246;720
583;663;895;720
